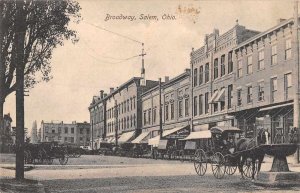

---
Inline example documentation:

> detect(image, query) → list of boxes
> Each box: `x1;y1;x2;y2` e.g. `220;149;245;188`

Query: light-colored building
40;120;90;146
30;120;38;144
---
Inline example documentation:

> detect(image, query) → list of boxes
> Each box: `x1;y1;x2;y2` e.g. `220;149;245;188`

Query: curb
0;179;45;193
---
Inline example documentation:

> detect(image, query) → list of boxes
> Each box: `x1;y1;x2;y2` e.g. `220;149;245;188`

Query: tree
0;0;81;128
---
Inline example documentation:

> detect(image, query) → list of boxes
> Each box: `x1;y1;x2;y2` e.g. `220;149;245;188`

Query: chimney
164;76;169;83
110;87;114;93
100;90;104;99
277;18;286;24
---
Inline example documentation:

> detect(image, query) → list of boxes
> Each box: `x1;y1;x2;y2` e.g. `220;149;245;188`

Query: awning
210;126;242;134
215;88;225;102
148;135;160;146
163;126;190;139
107;137;115;143
259;102;293;112
131;131;151;144
208;90;219;103
118;131;135;144
182;130;212;140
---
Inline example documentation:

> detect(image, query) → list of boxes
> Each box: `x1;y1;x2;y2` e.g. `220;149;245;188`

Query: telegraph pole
294;0;300;164
159;78;162;138
15;0;26;180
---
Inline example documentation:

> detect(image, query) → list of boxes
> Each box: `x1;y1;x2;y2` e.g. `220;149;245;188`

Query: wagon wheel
242;158;258;178
59;155;68;165
224;156;237;175
193;149;207;176
211;152;225;179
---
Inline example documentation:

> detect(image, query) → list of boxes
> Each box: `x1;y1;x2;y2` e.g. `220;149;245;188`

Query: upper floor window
285;39;292;60
258;50;264;70
64;127;68;134
199;95;203;115
71;127;74;134
199;66;203;85
194;68;198;87
143;111;147;125
178;101;183;118
237;60;243;78
228;85;233;109
228;51;233;73
148;110;151;125
284;73;292;100
165;104;169;121
247;86;253;103
214;58;218;79
247;56;253;74
271;77;278;103
194;96;198;116
271;45;277;65
204;92;209;114
237;89;242;106
171;103;175;120
185;98;189;116
258;82;264;101
153;108;157;123
221;55;225;77
205;63;210;83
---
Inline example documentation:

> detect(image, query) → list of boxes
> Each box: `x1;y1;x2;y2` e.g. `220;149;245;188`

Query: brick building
40;120;90;146
190;23;259;132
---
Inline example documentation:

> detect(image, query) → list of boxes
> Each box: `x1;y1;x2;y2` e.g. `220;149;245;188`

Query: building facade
190;23;259;132
40;120;90;146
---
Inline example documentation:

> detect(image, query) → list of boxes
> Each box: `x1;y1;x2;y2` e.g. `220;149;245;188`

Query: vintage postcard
0;0;300;192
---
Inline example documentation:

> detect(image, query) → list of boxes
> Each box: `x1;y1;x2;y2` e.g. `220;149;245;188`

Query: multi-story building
104;77;158;144
140;69;191;145
231;18;298;141
40;120;90;146
190;23;259;132
89;90;107;149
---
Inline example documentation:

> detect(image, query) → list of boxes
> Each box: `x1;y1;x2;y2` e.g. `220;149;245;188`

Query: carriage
193;126;249;179
24;142;68;165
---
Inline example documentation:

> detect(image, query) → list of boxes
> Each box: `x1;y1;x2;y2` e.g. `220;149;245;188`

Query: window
213;90;218;112
199;66;203;85
171;103;174;120
127;99;130;111
148;109;151;124
71;127;74;134
247;86;253;103
228;51;233;73
237;89;242;106
271;45;277;65
194;68;198;87
247;56;253;74
194;96;198;116
271;77;278;103
124;118;127;129
185;98;189;116
70;137;74;143
165;104;169;121
220;87;225;111
124;101;126;112
143;111;147;125
258;82;264;101
130;98;133;110
205;63;209;83
284;73;292;100
221;55;225;77
80;137;83;141
237;60;243;78
80;128;83;134
228;85;233;109
258;50;264;70
199;95;203;115
58;127;61;133
64;137;68;142
52;129;55;133
214;58;218;79
127;116;129;128
205;92;209;114
64;127;68;134
130;115;133;127
134;114;136;127
285;39;292;60
178;101;183;117
133;97;136;109
153;108;157;123
86;129;90;134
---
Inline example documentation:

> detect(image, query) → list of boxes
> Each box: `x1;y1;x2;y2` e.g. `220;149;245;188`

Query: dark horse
236;129;267;180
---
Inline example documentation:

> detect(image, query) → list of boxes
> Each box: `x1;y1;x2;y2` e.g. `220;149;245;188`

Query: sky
3;0;296;135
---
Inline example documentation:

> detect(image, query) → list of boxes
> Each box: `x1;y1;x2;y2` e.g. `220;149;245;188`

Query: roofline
235;18;294;49
162;70;190;88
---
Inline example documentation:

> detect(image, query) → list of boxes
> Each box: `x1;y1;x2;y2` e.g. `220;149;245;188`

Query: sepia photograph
0;0;300;192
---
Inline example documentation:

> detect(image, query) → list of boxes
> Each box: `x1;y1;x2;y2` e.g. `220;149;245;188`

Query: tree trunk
0;1;4;131
15;0;26;181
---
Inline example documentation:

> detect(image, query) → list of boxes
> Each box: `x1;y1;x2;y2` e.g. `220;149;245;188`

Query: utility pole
294;0;300;164
114;100;118;146
159;78;163;138
15;0;26;180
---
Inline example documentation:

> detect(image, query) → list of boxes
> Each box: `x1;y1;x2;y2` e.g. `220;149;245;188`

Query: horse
236;129;267;180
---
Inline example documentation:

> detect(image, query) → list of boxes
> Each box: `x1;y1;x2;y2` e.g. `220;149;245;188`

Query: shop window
213;90;218;113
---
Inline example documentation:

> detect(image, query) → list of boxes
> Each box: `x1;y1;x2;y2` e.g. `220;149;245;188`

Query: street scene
1;0;300;192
